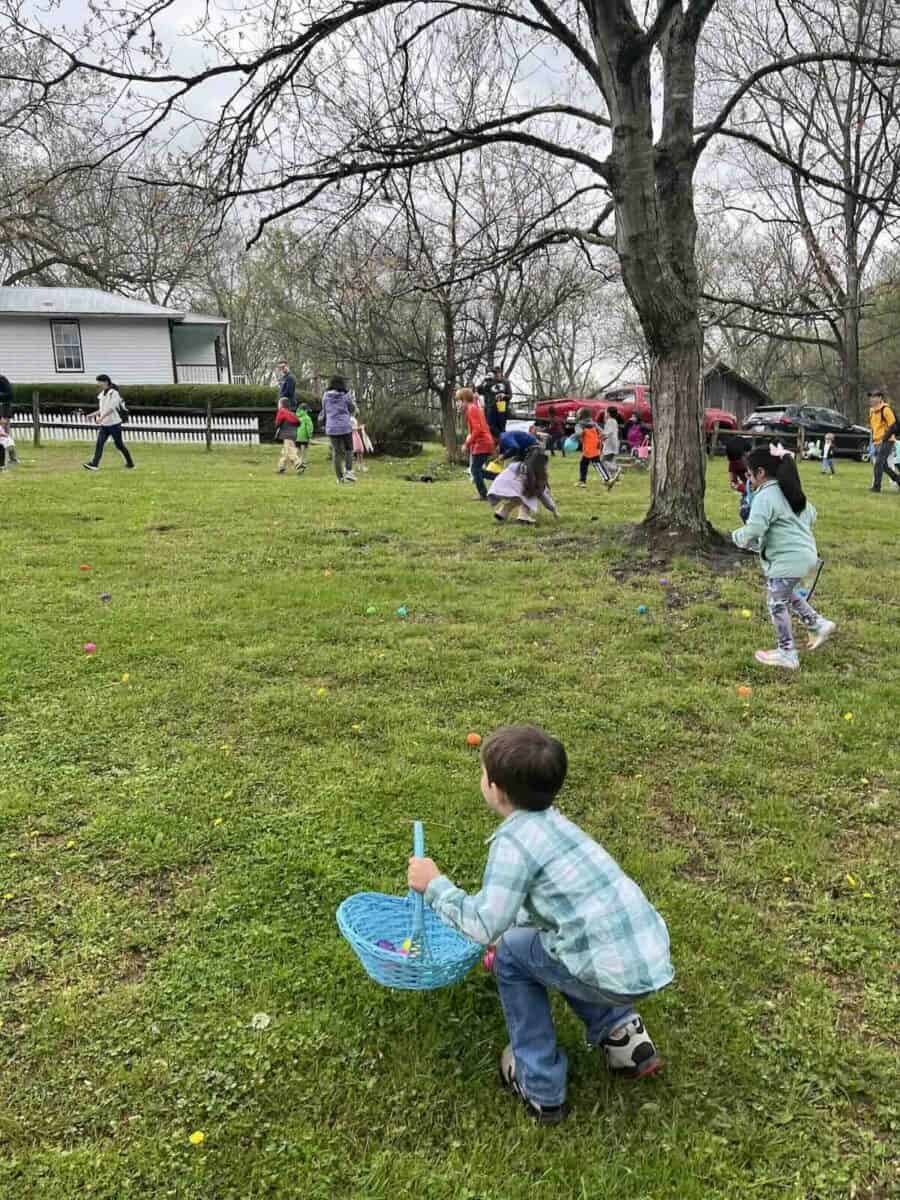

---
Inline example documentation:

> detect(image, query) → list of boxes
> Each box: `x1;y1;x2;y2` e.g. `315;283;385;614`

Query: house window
51;321;84;372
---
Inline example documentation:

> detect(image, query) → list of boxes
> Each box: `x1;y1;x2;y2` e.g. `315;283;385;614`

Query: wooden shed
703;362;771;427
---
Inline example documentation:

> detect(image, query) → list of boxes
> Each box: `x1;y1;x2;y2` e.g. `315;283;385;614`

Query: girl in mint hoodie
732;445;835;671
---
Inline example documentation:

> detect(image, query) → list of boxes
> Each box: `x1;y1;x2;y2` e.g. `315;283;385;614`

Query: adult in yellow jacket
868;390;900;493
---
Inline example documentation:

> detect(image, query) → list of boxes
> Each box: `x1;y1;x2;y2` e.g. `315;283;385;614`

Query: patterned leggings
766;577;822;652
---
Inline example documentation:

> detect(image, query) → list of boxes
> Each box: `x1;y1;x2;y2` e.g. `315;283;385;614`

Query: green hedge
11;382;319;411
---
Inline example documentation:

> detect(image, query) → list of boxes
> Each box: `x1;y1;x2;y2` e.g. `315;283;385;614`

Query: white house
0;287;233;386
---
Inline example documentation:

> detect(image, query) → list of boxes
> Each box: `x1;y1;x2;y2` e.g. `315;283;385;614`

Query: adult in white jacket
83;374;135;471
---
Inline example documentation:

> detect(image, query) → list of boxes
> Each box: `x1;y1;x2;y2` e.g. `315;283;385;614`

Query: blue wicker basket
336;821;482;991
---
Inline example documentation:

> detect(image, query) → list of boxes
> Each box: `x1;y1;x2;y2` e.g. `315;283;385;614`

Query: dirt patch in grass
648;793;722;883
127;865;211;912
116;947;150;983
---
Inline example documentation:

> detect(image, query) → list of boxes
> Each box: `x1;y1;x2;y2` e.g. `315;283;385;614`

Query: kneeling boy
408;725;673;1124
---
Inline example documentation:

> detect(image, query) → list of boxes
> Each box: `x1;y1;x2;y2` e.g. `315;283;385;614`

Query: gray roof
0;287;227;324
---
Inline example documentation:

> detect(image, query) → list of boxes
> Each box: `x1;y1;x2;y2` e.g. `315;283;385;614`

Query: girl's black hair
747;445;807;514
606;406;619;421
95;374;116;390
327;374;348;392
520;445;549;499
725;435;750;462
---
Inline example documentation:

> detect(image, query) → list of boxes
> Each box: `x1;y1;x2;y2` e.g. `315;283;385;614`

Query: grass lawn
1;441;898;1200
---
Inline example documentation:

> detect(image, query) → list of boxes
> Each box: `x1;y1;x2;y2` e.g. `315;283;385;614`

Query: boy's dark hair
328;374;348;392
482;725;567;811
725;435;750;462
747;445;807;514
606;406;619;421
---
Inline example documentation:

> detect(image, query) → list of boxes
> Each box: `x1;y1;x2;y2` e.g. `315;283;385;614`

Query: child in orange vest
575;409;616;489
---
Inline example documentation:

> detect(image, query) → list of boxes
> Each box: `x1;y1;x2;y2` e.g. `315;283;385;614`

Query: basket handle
410;820;425;942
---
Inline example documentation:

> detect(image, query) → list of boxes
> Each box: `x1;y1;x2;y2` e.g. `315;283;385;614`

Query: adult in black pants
83;375;135;471
867;390;900;492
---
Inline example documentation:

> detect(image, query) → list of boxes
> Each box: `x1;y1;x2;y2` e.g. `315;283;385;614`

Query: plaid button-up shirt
425;807;673;997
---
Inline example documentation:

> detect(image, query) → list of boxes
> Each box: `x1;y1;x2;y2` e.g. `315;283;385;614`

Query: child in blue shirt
408;725;673;1123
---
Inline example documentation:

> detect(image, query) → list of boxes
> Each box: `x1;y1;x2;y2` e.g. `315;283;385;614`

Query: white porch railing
10;411;259;445
175;364;226;384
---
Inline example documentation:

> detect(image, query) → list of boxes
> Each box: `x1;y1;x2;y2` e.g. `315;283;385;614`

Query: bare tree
702;0;900;420
4;2;900;542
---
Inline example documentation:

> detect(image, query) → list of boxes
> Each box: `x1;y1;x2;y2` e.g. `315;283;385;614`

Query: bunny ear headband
770;442;794;460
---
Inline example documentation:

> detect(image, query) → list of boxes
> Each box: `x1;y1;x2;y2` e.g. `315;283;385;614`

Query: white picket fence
10;411;259;445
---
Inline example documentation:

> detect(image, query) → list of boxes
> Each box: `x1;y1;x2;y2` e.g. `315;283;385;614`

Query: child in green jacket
732;445;836;670
296;406;314;471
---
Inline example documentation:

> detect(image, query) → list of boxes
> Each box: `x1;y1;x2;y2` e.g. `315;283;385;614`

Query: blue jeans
495;927;641;1107
470;452;490;499
89;423;134;468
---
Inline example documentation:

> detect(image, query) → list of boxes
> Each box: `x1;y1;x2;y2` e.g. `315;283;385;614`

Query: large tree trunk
591;6;717;547
644;329;713;537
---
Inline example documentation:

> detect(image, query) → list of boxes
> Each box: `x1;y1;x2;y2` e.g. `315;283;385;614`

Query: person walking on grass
0;369;14;469
296;404;314;471
546;405;567;456
820;433;836;476
407;725;672;1124
601;406;622;483
574;408;616;489
457;387;495;501
82;375;135;472
320;374;357;484
0;371;12;426
274;396;302;474
732;445;835;671
867;389;900;493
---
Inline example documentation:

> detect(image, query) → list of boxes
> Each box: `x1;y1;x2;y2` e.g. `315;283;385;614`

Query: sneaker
754;648;800;670
869;486;881;493
493;512;506;522
498;1047;565;1125
575;482;586;488
806;619;836;651
605;473;621;490
601;1016;662;1080
514;517;536;525
336;477;345;485
82;463;98;472
344;471;357;483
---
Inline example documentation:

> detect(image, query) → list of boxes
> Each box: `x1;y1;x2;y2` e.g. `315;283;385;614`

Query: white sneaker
498;1046;565;1124
601;1016;661;1079
344;471;357;483
754;648;800;670
807;619;836;651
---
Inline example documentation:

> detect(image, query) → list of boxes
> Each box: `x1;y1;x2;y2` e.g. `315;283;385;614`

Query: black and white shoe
601;1016;661;1079
498;1046;565;1125
82;463;98;472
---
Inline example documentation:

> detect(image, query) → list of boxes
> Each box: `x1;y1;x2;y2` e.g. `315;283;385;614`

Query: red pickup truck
534;384;737;440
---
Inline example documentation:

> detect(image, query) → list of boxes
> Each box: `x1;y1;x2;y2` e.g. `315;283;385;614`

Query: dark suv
742;404;869;459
